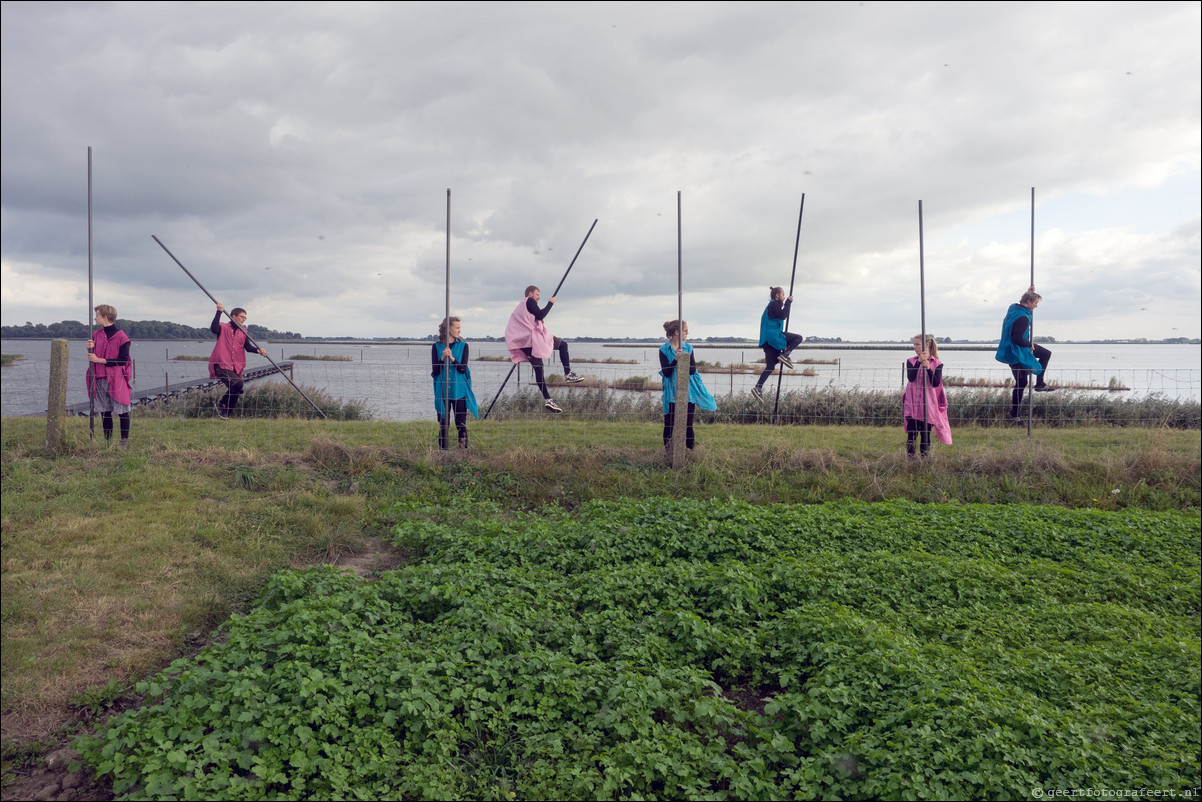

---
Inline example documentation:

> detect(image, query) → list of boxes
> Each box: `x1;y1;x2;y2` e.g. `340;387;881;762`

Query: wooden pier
65;363;293;415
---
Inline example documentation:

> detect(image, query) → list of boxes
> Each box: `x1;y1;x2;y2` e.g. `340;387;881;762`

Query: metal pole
1027;186;1034;438
87;147;95;439
443;189;451;441
670;191;688;464
151;235;328;418
772;194;805;421
482;219;599;419
677;191;683;340
919;200;928;433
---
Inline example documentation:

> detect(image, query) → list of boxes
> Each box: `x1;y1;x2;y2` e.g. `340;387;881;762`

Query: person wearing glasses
208;302;266;419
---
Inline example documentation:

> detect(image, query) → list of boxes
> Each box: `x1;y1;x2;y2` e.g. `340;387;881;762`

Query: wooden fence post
669;349;690;466
45;338;69;454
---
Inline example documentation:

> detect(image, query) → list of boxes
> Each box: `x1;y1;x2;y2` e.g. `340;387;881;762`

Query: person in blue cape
659;319;717;452
751;287;803;403
994;286;1054;424
431;316;478;450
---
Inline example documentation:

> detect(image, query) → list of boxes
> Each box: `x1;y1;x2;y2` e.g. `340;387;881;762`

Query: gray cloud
2;1;1199;341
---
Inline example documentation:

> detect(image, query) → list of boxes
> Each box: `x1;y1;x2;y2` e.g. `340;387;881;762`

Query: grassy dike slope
1;416;1199;799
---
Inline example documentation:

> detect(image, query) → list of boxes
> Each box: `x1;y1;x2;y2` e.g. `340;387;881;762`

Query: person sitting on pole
504;285;582;413
751;286;803;403
208;302;266;420
995;285;1054;425
431;316;478;450
85;304;133;448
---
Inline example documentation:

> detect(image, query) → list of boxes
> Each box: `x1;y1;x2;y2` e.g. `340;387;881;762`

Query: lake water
3;339;1199;422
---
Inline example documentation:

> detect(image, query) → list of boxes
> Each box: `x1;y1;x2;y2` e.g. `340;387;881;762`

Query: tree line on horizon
1;319;304;341
3;320;1196;346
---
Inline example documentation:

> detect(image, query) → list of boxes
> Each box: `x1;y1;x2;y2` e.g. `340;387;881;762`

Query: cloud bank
2;1;1199;341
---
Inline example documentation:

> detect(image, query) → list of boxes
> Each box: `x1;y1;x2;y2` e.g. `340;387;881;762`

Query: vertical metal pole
919;200;928;431
87;147;95;439
670;191;689;464
773;194;805;421
1027;187;1035;438
443;189;451;443
677;191;683;337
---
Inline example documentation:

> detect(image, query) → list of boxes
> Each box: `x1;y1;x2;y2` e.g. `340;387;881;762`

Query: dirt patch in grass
0;740;112;801
332;533;412;580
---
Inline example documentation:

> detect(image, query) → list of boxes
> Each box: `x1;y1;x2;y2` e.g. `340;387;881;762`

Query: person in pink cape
504;285;582;413
903;334;952;458
208;302;266;420
85;304;133;447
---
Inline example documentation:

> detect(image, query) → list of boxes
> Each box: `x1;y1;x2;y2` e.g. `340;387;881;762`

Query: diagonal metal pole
482;218;598;420
772;194;805;422
87;146;96;439
151;235;328;419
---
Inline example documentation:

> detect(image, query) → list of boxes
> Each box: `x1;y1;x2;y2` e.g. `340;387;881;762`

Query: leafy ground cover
73;497;1200;800
2;416;1199;800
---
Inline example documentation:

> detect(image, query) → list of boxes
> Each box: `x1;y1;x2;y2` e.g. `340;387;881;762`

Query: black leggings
520;338;571;399
756;332;804;387
1009;344;1052;416
101;412;131;441
438;398;468;449
214;366;245;414
905;416;931;457
663;402;697;449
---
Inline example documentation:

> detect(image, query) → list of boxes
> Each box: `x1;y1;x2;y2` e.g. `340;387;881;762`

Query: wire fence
4;342;1199;460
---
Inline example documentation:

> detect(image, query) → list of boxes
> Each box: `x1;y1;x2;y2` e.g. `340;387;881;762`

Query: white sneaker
778;353;794;370
564;371;584;383
544;399;563;413
750;386;764;403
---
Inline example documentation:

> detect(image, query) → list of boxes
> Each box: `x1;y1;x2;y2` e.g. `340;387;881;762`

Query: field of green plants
74;496;1201;800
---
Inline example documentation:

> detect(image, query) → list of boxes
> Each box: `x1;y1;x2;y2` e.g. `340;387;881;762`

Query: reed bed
491;385;1202;428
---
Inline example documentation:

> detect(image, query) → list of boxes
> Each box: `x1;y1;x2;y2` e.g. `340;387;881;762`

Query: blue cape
759;302;786;350
994;304;1043;373
659;341;718;415
432;340;479;418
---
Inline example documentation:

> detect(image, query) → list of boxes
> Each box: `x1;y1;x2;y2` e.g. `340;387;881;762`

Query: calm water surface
3;339;1198;421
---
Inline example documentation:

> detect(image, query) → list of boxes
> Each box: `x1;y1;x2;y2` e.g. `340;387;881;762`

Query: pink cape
86;328;133;405
903;355;952;445
504;298;554;364
208;321;248;377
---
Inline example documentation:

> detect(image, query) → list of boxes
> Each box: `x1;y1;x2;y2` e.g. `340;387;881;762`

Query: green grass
1;414;1199;797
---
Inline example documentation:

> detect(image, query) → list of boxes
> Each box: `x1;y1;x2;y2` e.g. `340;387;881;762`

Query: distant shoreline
2;336;1197;348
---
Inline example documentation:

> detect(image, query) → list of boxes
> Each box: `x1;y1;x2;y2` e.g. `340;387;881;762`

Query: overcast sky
2;1;1199;341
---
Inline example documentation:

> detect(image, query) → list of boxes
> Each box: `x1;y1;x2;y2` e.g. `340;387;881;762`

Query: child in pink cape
503;285;582;413
208;302;267;419
903;334;951;458
85;304;133;447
